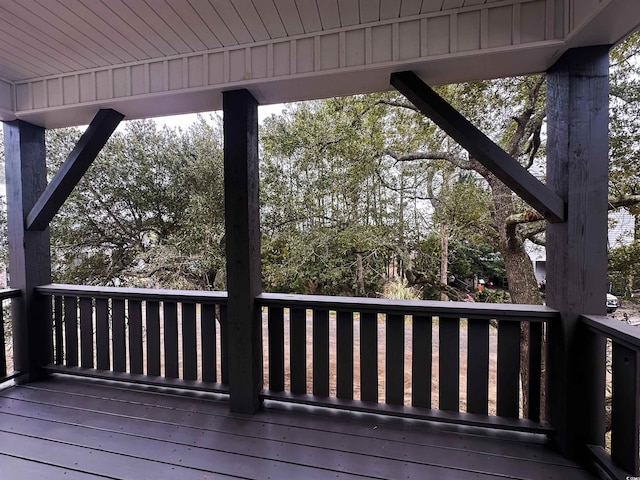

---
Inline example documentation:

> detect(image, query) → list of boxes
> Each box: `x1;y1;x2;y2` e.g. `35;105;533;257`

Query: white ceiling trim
0;78;14;117
9;0;557;127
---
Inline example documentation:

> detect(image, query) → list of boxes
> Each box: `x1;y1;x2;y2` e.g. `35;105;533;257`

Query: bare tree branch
505;210;544;240
384;150;472;170
377;99;420;113
609;195;640;210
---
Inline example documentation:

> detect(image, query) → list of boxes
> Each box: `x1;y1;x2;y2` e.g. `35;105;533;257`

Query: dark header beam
26;108;124;231
390;71;566;224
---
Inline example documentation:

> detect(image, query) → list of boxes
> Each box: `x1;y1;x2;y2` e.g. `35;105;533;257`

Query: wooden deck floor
0;375;596;479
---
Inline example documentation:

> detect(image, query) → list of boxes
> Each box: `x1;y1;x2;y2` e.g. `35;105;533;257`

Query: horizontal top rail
0;288;21;300
36;283;228;303
258;293;559;321
582;314;640;350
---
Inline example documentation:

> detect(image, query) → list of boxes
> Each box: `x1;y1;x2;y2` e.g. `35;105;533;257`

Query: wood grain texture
201;303;218;382
411;315;432;408
290;307;307;394
360;312;378;402
439;316;460;411
0;376;594;480
467;318;489;415
336;310;354;400
313;308;330;397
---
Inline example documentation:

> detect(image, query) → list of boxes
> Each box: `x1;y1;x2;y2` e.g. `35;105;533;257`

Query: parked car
607;293;620;313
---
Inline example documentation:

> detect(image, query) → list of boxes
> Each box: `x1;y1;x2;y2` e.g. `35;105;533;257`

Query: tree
261;99;402;296
49;116;226;289
608;30;640;297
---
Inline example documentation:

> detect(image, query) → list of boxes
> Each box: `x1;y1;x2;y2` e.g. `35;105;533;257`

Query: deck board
0;376;596;480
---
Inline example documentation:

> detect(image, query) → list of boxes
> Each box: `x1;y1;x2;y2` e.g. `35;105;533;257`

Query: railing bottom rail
0;371;24;386
44;365;229;395
586;445;631;480
261;390;554;435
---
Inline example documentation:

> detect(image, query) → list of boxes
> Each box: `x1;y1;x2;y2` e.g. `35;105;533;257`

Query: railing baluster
182;302;197;381
79;297;93;368
412;315;432;408
112;298;126;373
336;310;353;400
64;296;78;367
439;316;460;411
146;301;161;376
128;300;143;375
95;298;109;370
313;308;329;397
54;296;64;365
527;322;542;421
220;304;229;384
0;305;6;376
164;301;179;379
497;320;521;418
386;313;404;405
611;341;640;475
467;318;489;414
360;312;378;402
268;306;285;392
290;307;307;394
201;303;217;382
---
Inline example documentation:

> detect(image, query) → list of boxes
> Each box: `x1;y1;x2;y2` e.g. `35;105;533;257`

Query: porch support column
223;89;263;413
3;120;52;381
546;46;609;458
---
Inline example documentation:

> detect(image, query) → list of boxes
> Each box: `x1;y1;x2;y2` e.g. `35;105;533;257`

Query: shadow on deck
0;375;595;480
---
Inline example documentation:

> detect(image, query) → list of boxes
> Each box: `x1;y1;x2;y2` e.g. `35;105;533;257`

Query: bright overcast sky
153;103;285;130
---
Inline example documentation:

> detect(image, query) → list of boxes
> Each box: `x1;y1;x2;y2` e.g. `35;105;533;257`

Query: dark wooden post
546;46;610;458
223;89;262;413
3;120;52;381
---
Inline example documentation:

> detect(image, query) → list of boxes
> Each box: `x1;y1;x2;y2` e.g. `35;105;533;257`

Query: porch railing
259;293;556;433
37;284;556;433
581;314;640;478
37;284;229;393
0;288;21;383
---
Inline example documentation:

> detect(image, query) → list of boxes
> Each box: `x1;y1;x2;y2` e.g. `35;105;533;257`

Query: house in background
530;209;637;288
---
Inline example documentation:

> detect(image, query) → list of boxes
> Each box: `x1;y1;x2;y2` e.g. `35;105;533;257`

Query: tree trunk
483;166;543;419
440;224;449;301
356;252;365;295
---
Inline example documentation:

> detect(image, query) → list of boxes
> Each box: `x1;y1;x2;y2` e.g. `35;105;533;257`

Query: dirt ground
610;299;640;325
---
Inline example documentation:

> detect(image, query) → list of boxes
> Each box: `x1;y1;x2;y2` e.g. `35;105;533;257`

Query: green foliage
259;82;538;297
609;241;640;298
449;240;505;285
475;288;511;303
610;33;640;209
50;116;226;289
381;279;422;300
261;99;400;295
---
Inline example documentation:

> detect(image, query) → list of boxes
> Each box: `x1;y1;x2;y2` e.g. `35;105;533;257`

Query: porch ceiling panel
0;0;638;128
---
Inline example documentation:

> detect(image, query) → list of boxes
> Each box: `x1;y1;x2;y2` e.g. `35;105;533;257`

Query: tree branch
609;195;640;210
505;210;544;241
384;150;471;170
377;99;420;113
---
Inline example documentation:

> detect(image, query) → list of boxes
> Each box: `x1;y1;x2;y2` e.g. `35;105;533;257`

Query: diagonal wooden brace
26;108;124;231
390;71;566;224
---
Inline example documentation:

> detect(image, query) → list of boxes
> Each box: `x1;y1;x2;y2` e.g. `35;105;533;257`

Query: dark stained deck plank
0;405;590;480
0;454;111;479
0;377;596;480
0;430;241;480
0;413;369;480
14;376;571;463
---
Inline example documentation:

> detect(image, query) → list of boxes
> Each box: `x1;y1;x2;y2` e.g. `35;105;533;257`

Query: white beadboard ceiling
0;0;509;81
0;0;638;127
